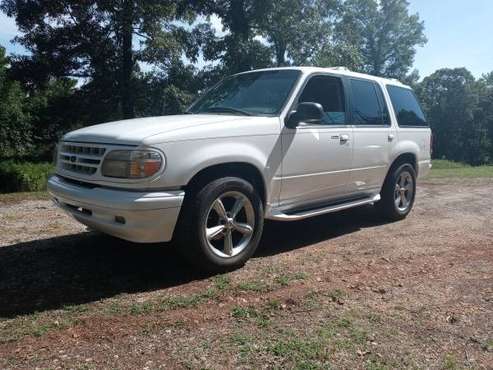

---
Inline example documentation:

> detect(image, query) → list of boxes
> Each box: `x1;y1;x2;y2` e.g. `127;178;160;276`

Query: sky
408;0;493;78
1;1;492;79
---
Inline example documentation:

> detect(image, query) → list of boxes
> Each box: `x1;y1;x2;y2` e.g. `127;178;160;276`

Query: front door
280;74;353;210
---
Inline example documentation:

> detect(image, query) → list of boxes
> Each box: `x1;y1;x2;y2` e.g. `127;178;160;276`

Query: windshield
188;70;301;116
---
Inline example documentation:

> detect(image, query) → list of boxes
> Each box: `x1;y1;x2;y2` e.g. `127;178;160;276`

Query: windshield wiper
203;106;253;116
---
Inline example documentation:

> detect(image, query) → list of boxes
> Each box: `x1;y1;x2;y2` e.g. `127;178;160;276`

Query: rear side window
349;79;386;125
387;85;427;127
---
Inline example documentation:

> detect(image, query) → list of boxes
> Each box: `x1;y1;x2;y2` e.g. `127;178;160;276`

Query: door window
350;79;386;125
298;75;346;125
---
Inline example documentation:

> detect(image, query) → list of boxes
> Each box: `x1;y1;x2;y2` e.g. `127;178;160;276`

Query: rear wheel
377;163;416;221
176;177;264;272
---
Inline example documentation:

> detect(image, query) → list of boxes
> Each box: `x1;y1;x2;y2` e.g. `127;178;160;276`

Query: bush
0;161;54;193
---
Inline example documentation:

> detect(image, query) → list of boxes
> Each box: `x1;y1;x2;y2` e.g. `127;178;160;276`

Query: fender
154;136;282;205
390;139;420;166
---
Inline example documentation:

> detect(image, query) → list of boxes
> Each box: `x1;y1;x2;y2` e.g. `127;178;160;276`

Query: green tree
417;68;489;165
198;0;343;70
335;0;426;78
27;78;80;159
474;72;493;162
257;0;339;66
0;45;32;158
1;0;201;120
193;0;273;74
135;60;207;117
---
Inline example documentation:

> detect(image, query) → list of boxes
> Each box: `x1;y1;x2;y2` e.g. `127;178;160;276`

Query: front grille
58;142;106;176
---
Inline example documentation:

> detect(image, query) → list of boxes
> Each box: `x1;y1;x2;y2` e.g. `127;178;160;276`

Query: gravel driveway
0;179;492;369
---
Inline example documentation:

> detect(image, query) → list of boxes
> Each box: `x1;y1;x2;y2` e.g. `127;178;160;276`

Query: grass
231;305;271;328
428;160;493;178
442;354;460;370
275;271;307;286
213;274;231;291
0;287;220;343
483;338;493;352
236;280;271;293
0;312;77;343
0;269;310;343
260;313;375;369
227;296;395;369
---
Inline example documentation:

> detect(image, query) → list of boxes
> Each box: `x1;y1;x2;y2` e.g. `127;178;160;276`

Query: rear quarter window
386;85;427;127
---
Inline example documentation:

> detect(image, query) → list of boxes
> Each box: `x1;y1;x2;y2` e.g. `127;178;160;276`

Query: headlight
101;150;163;179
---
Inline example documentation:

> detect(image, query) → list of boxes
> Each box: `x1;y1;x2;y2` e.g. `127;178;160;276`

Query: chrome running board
269;194;381;221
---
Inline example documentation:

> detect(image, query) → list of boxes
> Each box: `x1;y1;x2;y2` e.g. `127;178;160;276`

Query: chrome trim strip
269;194;381;221
281;165;385;180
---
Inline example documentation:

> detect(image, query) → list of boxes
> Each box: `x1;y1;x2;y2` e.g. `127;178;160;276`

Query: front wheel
176;177;264;272
376;163;416;221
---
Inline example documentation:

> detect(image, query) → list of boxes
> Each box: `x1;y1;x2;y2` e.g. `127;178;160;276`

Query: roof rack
327;66;351;72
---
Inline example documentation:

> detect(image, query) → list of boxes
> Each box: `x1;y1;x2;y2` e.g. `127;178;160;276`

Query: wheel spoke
399;175;406;188
212;198;227;219
224;230;233;256
401;192;407;207
206;225;225;241
233;222;253;235
230;196;245;218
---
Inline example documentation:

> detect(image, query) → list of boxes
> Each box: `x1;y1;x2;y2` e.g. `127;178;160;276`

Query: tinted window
298;75;346;125
387;85;427;127
350;79;384;125
375;84;391;126
189;70;300;116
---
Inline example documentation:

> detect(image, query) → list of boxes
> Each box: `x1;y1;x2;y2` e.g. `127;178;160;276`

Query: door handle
340;134;350;143
388;134;395;142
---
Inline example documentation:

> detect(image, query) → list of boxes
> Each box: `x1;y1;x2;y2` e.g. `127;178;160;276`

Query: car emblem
70;155;77;163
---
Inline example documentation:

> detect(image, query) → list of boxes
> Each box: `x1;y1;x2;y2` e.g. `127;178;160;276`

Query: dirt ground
0;178;492;369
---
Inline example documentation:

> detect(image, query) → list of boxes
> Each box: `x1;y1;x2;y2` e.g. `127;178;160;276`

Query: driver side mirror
285;102;324;128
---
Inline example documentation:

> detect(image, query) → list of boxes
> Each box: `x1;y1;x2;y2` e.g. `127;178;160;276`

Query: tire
176;177;264;272
376;163;416;221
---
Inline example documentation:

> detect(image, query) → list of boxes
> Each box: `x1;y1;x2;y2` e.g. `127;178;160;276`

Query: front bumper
47;175;184;243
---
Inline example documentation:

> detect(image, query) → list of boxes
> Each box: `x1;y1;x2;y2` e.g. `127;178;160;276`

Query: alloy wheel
204;191;255;258
394;171;414;212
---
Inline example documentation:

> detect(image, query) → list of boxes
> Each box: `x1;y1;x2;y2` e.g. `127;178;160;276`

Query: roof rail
327;66;350;71
388;78;402;84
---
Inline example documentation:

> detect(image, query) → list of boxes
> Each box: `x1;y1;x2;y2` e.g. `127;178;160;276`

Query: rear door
348;78;394;194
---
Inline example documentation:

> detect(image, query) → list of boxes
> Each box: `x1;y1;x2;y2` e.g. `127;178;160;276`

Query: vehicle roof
237;66;411;89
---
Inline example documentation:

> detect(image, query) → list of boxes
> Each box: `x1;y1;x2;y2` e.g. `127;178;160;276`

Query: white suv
48;67;432;271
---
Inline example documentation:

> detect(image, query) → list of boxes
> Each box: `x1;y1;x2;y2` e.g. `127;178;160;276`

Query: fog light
115;216;126;224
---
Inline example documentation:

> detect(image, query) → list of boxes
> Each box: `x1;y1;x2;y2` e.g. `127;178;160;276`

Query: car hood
63;114;277;145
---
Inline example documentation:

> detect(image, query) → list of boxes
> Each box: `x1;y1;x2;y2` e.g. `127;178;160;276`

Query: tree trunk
275;39;286;66
121;0;134;119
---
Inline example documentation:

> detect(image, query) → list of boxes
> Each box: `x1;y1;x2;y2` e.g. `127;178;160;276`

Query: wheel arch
381;152;418;192
185;162;267;207
390;152;417;173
